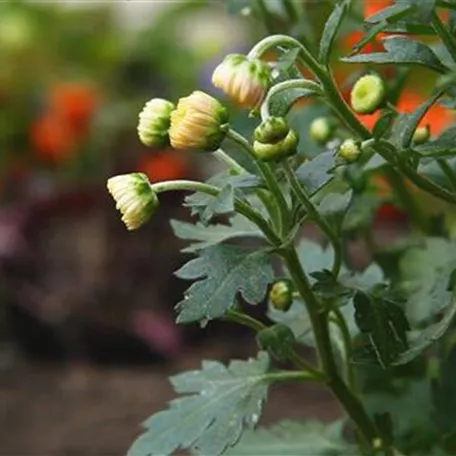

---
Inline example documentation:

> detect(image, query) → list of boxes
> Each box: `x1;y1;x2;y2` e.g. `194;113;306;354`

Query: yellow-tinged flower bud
310;117;335;145
107;173;159;231
269;279;293;312
138;98;175;147
412;125;430;145
339;138;361;162
350;74;386;115
253;129;299;162
212;54;272;109
169;91;229;151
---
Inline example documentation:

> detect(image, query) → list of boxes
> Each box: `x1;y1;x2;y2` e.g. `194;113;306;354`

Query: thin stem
384;166;430;232
150;180;281;245
213;149;246;174
282;246;382;450
265;370;324;383
256;0;275;34
225;310;323;379
437;159;456;192
431;11;456;64
283;0;298;22
282;160;343;276
260;79;321;120
227;129;291;235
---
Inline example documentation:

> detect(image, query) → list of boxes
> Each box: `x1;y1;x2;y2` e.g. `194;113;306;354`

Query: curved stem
256;0;275;33
437;159;456;193
282;160;343;276
260;79;322;120
150;180;281;245
282;247;382;450
227;129;291;235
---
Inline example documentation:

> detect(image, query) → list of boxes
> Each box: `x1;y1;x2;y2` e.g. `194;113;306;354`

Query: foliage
115;0;456;455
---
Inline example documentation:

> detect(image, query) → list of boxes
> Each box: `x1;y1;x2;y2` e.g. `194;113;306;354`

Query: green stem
385;166;430;232
225;310;323;379
437;158;456;192
150;180;280;245
256;0;275;34
213;149;246;174
265;370;323;383
282;160;343;276
282;246;382;450
431;11;456;64
227;129;291;235
283;0;298;22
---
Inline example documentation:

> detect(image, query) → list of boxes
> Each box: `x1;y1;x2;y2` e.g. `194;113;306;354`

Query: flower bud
169;91;229;151
254;116;289;143
310;117;335;145
339;139;361;162
107;173;159;231
138;98;175;147
412;125;430;145
253;129;299;162
350;74;386;115
269;279;293;312
212;54;272;109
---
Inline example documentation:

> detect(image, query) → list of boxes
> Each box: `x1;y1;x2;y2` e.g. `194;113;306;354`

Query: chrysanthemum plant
110;1;456;455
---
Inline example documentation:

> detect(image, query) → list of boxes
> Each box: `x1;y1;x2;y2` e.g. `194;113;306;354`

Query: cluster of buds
107;173;159;231
212;54;272;109
253;117;299;161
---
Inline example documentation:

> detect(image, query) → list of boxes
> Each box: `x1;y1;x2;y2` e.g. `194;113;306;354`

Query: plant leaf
342;36;448;74
372;110;397;140
175;245;273;323
127;352;270;456
296;151;336;195
225;419;354;455
319;0;351;64
171;215;264;253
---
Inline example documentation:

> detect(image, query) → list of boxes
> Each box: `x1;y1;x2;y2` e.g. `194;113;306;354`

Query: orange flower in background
137;150;189;183
50;82;98;134
31;114;76;163
364;0;393;19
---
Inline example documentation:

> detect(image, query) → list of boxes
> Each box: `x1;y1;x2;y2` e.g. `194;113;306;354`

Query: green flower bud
339;138;361;163
253;129;299;162
412;125;430;145
107;173;159;230
310;117;335;145
254;116;289;143
350;74;386;115
269;279;293;312
138;98;175;147
169;91;229;151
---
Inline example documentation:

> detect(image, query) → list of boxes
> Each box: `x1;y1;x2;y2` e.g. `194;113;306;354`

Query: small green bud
138;98;175;148
309;117;335;145
339;138;361;163
107;173;159;230
350;73;386;115
412;125;430;145
254;117;289;143
253;129;299;162
269;279;293;311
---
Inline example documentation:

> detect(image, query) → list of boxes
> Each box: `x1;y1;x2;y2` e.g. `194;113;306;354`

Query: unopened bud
339;139;361;162
310;117;335;145
107;173;159;231
254;116;289;143
253;129;299;162
212;54;272;109
412;125;430;145
138;98;175;147
169;91;229;151
269;279;293;312
350;74;386;115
